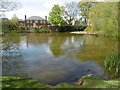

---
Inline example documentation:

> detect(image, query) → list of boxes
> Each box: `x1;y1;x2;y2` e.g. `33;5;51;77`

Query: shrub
31;26;51;33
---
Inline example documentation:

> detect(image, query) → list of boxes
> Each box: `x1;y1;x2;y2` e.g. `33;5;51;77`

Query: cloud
21;0;44;3
43;0;64;10
6;7;49;19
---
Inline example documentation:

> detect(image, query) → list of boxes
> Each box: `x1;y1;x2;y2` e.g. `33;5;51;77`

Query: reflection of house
18;15;48;29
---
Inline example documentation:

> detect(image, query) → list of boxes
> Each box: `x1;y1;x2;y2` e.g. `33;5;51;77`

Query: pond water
1;33;118;85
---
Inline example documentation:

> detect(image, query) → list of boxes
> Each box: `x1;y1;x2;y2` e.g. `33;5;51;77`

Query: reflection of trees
49;36;67;57
26;33;50;46
2;33;21;56
2;55;26;77
63;36;85;49
62;36;85;58
49;34;85;57
48;35;118;64
76;36;118;63
2;33;26;77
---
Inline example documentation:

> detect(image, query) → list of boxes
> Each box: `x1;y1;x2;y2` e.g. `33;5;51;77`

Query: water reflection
2;34;26;77
2;33;118;85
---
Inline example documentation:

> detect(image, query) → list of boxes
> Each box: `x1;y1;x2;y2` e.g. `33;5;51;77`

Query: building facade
18;19;25;25
18;16;48;29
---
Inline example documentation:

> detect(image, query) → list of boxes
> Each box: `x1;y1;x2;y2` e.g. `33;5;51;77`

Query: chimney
25;15;27;26
25;15;26;20
45;16;47;20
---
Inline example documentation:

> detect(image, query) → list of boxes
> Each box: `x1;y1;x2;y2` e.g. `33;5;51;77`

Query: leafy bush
49;26;86;32
73;25;86;31
31;26;51;33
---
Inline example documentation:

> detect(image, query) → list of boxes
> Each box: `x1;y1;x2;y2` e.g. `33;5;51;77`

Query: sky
4;0;114;20
5;0;81;19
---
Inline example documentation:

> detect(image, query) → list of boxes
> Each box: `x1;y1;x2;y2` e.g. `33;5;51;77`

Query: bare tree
0;0;22;12
61;2;80;26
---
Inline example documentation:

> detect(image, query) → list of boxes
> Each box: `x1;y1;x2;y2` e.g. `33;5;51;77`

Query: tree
48;5;67;26
0;0;22;18
1;18;10;32
1;14;20;33
11;14;18;24
85;2;118;36
61;2;80;26
78;0;96;26
0;0;22;12
2;19;19;33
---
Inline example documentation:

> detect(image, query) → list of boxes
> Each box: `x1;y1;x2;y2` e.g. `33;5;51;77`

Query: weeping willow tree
85;2;118;36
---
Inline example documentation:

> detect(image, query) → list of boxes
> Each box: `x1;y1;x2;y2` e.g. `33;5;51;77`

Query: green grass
1;76;51;88
0;32;4;35
1;76;119;88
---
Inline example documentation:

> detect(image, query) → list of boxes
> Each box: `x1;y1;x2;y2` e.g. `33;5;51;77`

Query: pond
1;33;118;85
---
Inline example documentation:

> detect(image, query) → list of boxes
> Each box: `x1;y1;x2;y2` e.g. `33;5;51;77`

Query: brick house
18;16;48;29
25;16;48;29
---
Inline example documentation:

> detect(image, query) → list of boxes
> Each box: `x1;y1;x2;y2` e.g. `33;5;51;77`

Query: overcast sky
5;0;106;19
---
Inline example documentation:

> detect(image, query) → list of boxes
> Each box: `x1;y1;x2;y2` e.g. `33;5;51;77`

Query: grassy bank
1;76;119;88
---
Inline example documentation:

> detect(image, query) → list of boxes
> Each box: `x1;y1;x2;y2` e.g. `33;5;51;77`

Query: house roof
0;18;9;20
26;16;46;20
18;19;24;21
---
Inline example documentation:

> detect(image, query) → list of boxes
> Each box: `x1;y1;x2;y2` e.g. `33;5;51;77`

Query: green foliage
49;1;96;27
18;24;27;31
1;14;24;33
31;26;51;33
1;76;51;88
82;76;119;88
73;25;86;31
2;14;22;33
11;14;19;24
103;55;120;77
55;77;119;88
48;5;67;26
78;1;96;25
85;2;118;36
1;18;11;32
2;18;20;33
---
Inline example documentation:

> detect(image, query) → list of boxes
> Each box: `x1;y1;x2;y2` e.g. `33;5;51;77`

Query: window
30;20;33;23
40;20;42;23
43;20;46;23
20;22;23;25
35;20;38;23
27;20;29;23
